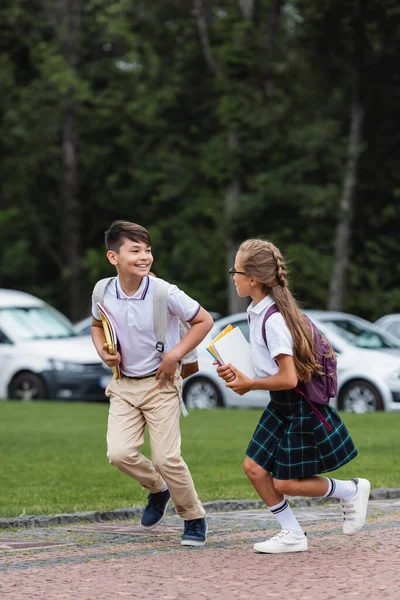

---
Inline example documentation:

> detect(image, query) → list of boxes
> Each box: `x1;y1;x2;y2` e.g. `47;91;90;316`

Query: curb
1;488;399;530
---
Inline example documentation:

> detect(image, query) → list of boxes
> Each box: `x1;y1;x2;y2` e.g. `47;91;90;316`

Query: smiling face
107;238;154;279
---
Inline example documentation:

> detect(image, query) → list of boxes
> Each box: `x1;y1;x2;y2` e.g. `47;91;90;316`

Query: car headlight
49;359;85;372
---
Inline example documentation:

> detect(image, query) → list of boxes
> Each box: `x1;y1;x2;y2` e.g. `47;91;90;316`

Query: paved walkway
1;500;399;600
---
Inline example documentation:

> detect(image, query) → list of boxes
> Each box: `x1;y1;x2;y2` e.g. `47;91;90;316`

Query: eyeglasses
229;267;248;278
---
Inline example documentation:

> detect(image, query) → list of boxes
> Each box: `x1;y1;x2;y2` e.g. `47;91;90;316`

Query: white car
0;289;111;401
182;311;400;413
375;314;400;340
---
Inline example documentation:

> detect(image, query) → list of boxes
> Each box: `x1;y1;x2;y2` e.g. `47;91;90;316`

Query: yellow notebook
206;325;234;363
97;303;120;379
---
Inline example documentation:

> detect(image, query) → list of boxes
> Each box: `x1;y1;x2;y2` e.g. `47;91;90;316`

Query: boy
91;220;214;546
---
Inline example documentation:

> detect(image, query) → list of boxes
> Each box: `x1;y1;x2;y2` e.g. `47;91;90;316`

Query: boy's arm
91;318;121;368
156;308;213;384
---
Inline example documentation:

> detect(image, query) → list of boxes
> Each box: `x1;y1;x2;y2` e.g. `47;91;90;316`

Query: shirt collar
247;295;275;315
115;275;150;300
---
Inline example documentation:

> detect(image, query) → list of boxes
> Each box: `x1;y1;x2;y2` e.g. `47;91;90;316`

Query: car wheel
183;376;224;409
339;379;384;413
8;371;47;401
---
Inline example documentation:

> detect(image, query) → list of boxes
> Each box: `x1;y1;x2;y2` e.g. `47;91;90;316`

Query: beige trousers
105;374;205;520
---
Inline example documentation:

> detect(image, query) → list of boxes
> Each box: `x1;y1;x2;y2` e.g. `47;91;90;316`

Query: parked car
183;314;269;410
375;314;400;341
74;311;223;337
0;289;111;401
183;311;400;413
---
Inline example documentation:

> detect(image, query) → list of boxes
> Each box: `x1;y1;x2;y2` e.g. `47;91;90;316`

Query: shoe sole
181;523;208;547
253;545;308;554
343;478;371;536
140;501;170;530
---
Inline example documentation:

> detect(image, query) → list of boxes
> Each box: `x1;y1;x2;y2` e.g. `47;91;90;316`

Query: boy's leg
139;376;205;521
106;378;164;493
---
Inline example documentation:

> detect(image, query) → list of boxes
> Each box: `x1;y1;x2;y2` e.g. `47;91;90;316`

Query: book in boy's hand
97;303;120;379
209;326;256;379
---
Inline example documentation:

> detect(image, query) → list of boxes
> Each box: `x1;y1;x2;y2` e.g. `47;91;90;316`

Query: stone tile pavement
0;500;399;600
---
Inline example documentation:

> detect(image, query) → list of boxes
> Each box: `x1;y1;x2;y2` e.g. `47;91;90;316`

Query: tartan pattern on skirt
246;389;358;480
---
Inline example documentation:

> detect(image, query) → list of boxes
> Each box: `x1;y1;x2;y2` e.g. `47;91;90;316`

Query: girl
217;239;370;554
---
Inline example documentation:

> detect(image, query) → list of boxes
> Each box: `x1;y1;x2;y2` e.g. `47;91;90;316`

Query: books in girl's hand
97;303;120;379
207;325;256;379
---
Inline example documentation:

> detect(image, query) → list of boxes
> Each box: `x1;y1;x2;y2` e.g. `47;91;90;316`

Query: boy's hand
99;344;121;368
224;364;253;396
156;351;179;387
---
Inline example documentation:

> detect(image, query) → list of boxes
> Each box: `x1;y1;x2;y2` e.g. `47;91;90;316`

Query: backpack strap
93;277;116;308
261;304;280;349
152;278;170;354
262;304;332;431
152;277;189;417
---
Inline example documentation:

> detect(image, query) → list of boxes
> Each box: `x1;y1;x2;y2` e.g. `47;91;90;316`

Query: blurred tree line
0;0;399;322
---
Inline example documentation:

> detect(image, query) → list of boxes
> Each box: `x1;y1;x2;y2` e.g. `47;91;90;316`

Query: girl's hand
216;363;235;382
225;365;253;396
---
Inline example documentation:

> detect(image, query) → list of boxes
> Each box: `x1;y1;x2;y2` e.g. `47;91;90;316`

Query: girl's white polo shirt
247;295;293;378
91;275;200;377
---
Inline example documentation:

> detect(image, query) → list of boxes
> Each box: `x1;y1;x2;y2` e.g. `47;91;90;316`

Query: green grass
0;401;399;518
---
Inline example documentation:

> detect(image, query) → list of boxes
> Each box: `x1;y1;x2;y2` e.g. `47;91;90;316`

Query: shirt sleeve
166;285;201;322
264;313;293;359
91;296;101;321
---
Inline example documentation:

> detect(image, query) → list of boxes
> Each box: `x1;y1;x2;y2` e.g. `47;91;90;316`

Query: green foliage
0;0;399;321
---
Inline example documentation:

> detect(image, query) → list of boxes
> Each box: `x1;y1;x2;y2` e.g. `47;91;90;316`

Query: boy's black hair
105;220;151;252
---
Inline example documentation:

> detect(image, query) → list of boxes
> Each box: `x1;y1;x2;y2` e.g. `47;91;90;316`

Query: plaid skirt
246;389;358;480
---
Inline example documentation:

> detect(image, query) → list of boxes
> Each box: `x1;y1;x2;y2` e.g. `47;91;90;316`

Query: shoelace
184;519;204;536
146;493;166;513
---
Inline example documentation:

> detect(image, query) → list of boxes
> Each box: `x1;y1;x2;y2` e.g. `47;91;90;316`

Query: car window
324;319;398;349
0;307;76;342
387;321;400;339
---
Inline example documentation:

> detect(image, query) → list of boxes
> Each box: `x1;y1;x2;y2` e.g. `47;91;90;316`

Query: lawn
0;401;399;518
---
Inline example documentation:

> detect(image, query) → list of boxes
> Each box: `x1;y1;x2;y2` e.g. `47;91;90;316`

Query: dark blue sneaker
140;489;170;529
181;518;207;546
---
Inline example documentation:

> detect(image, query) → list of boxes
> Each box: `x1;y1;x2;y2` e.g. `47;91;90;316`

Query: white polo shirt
247;295;293;378
92;275;200;377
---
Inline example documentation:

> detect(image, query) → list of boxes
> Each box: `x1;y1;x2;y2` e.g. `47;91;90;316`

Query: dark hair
239;239;322;383
105;220;151;252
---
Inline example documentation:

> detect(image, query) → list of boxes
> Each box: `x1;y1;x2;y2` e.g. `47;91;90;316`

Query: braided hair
238;239;320;382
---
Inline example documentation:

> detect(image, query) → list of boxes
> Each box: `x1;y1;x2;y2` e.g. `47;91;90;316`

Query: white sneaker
253;529;308;554
341;478;371;535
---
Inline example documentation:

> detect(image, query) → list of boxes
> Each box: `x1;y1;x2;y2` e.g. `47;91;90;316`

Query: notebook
97;303;120;379
211;326;256;379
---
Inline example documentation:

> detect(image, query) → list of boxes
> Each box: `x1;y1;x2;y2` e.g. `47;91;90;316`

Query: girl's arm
218;354;298;396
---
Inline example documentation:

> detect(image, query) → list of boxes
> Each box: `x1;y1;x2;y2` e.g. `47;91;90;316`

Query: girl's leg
272;476;355;499
273;476;370;536
243;457;304;537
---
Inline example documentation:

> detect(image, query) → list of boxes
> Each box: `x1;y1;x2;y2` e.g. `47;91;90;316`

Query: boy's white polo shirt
92;275;200;377
247;295;293;378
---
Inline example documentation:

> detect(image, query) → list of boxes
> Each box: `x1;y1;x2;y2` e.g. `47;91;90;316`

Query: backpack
262;305;338;430
92;276;199;380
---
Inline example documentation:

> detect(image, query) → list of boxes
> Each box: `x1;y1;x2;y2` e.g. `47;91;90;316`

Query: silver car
182;311;400;413
375;314;400;340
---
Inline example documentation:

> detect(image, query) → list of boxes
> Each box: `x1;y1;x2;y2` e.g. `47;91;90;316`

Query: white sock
323;477;357;502
159;481;168;493
269;499;303;535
